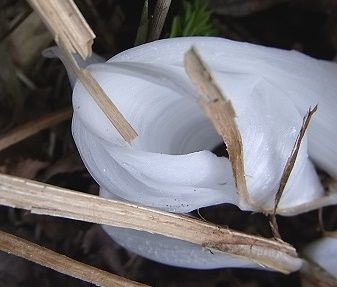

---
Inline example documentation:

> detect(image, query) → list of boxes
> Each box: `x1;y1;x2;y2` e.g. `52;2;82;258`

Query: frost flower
72;37;337;215
67;37;337;269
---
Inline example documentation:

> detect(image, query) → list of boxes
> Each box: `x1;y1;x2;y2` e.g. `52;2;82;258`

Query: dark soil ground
1;0;337;286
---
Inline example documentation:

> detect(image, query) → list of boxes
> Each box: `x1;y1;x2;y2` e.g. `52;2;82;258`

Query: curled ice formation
72;37;337;215
65;37;337;270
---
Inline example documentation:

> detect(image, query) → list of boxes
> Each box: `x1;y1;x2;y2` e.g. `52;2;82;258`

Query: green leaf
169;0;217;38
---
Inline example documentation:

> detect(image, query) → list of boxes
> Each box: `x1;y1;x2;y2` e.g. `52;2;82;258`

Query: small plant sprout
169;0;216;37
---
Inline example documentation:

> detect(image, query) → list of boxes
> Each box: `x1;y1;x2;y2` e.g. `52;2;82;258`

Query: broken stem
27;0;95;59
270;106;317;238
274;105;318;214
184;47;251;208
0;230;147;287
0;173;301;274
28;0;138;143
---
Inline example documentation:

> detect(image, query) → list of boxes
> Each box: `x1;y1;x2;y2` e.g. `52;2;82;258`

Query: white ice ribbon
66;37;337;270
72;37;337;215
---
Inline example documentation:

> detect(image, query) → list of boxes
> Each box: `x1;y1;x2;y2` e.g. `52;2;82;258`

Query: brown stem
0;173;301;274
0;107;72;152
0;230;147;287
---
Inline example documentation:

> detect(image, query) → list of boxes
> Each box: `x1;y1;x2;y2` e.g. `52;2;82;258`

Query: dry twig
184;47;251;208
0;230;147;287
184;47;320;239
270;106;317;238
58;40;137;142
0;173;302;274
27;0;95;59
274;106;318;213
27;0;137;143
0;107;72;152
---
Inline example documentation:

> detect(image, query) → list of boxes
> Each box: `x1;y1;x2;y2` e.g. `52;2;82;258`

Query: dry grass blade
148;0;172;41
0;230;147;287
0;107;72;152
27;0;95;59
270;106;317;238
273;105;318;213
79;69;137;142
184;47;251;208
0;173;302;274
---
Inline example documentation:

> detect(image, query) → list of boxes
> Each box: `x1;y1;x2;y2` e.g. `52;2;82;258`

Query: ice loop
47;36;337;270
71;37;337;215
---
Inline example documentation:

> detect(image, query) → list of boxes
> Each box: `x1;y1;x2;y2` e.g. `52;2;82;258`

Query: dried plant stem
184;47;251;208
270;106;318;238
58;40;137;142
184;47;319;239
148;0;172;41
79;70;137;142
28;0;137;143
0;173;301;274
0;107;72;152
0;230;147;287
27;0;95;59
274;106;318;213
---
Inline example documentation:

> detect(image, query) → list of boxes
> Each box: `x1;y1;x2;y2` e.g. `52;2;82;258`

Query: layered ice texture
70;37;337;269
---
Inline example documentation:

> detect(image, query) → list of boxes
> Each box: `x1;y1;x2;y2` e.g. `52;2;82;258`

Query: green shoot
169;0;217;37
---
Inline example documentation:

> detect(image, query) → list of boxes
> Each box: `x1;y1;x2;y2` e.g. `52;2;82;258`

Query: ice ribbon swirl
70;37;337;269
73;37;337;215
